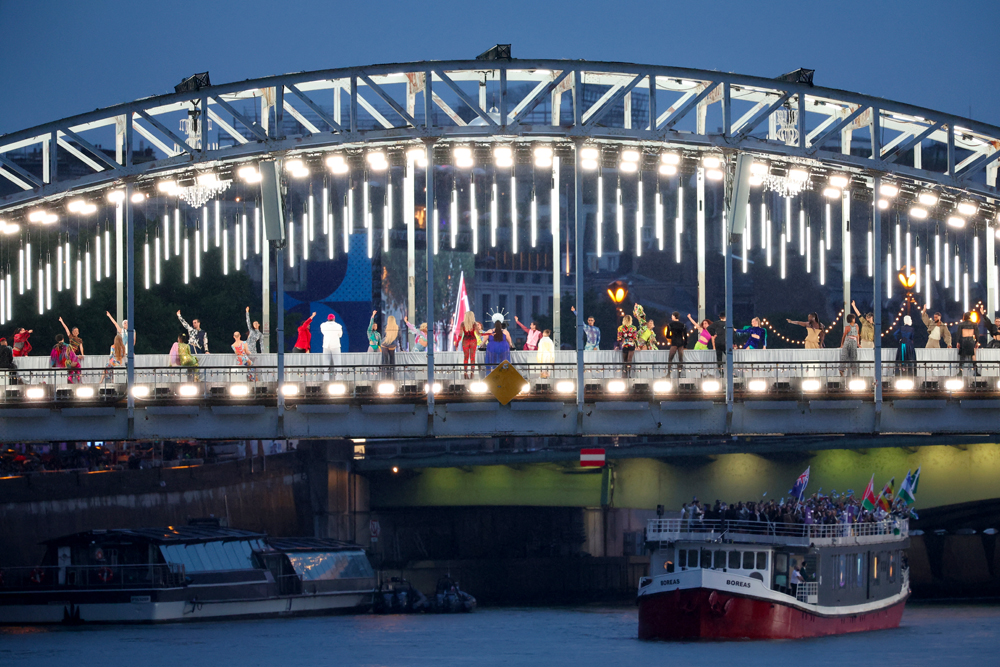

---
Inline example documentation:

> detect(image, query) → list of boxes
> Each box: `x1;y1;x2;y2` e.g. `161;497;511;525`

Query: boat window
713;550;726;569
742;551;754;570
756;552;767;570
856;555;864;588
677;550;686;569
872;554;880;583
889;552;896;582
688;549;699;568
286;551;375;581
700;549;712;569
159;540;260;572
838;554;846;587
774;553;788;573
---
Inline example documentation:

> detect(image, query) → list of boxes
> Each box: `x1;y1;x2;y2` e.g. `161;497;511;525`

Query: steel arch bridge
2;58;1000;443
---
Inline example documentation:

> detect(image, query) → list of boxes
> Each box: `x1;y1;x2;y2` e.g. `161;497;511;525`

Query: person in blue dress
738;317;767;350
483;322;511;376
894;315;916;376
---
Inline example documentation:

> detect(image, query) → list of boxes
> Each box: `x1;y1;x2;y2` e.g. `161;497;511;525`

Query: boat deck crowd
679;493;912;527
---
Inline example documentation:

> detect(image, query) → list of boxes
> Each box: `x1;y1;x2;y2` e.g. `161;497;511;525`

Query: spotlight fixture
788;168;809;182
957;201;978;216
660;152;680;165
701;155;721;169
658;164;678;176
917;191;939;206
909;207;928;219
947;216;965;228
829;174;849;188
880;183;899;197
555;380;575;393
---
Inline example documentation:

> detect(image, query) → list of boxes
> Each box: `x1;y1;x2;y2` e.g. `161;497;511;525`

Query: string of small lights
761;308;845;345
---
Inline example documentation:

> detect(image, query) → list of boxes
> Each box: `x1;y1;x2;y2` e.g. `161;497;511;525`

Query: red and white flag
580;448;606;467
448;271;470;351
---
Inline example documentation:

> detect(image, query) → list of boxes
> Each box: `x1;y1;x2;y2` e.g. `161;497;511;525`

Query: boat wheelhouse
637;517;909;640
0;526;376;624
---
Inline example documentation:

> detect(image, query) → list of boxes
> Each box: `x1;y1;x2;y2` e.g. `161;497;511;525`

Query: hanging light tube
154;237;161;285
85;251;91;299
223;226;229;275
655;190;663;251
798;207;805;256
202;206;209;252
780;230;787;279
4;274;10;320
163;213;170;260
75;260;81;306
383;200;389;253
308;194;315;242
471;179;478;255
944;237;950;288
490;181;498;248
935;231;941;281
825;203;832;251
387;180;393;230
0;278;4;325
174;208;180;256
765;215;772;267
964;268;970;313
531;189;538;248
235;223;242;271
596;175;603;257
64;242;71;290
214;200;221;247
974;234;980;283
328;210;335;259
450;185;458;250
746;203;752;249
742;220;749;274
676;184;684;264
616;184;624;252
45;262;51;311
954;249;960;302
915;243;921;293
887;248;893;299
511;175;518;255
895;222;901;270
820;236;826;285
343;200;350;253
241;213;248;260
636;179;643;257
37;269;43;314
905;229;911;275
195;231;201;278
348;187;355;234
806;225;812;273
94;234;100;283
761;202;767;250
255;206;261;255
925;249;931;306
289;219;295;267
302;213;310;261
104;228;110;278
144;241;150;289
785;197;792;247
867;228;874;277
323;186;329;236
57;245;63;292
18;247;24;294
844;226;850;279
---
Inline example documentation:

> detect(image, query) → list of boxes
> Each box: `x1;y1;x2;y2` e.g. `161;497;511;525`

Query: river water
2;603;997;665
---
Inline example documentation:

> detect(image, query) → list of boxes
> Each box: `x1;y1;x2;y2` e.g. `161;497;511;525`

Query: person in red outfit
292;312;316;352
12;328;32;356
514;316;542;351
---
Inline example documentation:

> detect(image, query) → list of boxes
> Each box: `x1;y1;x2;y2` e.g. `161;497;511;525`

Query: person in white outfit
320;314;343;377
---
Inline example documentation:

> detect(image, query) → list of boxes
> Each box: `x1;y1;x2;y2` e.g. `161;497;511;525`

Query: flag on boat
448;271;471;351
876;477;895;512
580;448;606;467
898;467;921;505
861;474;878;511
789;466;810;501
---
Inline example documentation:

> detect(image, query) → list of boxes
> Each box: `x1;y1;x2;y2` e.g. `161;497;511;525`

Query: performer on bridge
245;307;262;354
292;312;316;353
571;307;601;350
688;315;713;350
839;313;860;377
321;314;344;372
786;313;825;349
380;316;399;378
483;321;511;375
894;315;916;376
636;306;658;351
50;334;82;384
176;310;208;354
105;312;134;354
12;328;32;357
100;334;126;384
169;334;200;381
739;318;767;350
232;332;258;381
514;316;543;351
617;314;638;378
536;328;555;378
851;301;876;349
403;316;428;352
58;317;85;358
956;312;978;376
921;305;952;348
664;312;687;374
460;311;478;379
367;311;381;353
708;313;727;375
0;338;18;384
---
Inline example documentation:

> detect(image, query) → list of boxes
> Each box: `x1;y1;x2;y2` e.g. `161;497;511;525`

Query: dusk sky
1;1;999;134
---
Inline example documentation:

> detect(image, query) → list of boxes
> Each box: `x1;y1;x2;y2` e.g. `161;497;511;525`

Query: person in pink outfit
514;316;543;351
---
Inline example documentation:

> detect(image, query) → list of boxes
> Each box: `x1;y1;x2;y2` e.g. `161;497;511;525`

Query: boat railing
795;581;819;604
0;563;186;589
646;518;908;546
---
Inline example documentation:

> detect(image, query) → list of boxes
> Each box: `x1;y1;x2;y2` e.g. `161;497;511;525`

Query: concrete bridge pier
300;440;370;545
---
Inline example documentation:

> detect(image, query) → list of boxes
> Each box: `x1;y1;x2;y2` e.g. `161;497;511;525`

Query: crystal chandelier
175;173;232;208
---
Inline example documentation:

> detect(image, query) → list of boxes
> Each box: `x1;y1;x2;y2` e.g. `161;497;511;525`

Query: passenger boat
637;517;909;640
0;526;376;624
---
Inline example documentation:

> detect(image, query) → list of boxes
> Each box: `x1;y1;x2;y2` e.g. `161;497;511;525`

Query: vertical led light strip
806;225;812;273
302;213;309;261
343;198;350;253
635;179;643;257
0;278;4;325
925;243;932;307
37;269;43;314
144;241;150;289
745;203;752;250
241;213;248;260
382;199;389;253
742;219;749;274
387;180;393;231
914;242;921;293
530;189;538;248
596;175;603;258
450;185;458;250
85;251;91;299
154;237;161;285
894;222;901;270
844;226;851;279
75;260;82;306
4;274;9;320
202;206;209;252
214;200;221;247
308;193;315;242
616;184;624;252
905;228;912;274
57;245;63;292
18;247;24;294
289;219;295;268
235;222;242;271
675;184;683;264
254;206;261;255
760;202;767;250
785;197;792;246
944;236;950;288
655;190;663;252
954;248;960;302
348;186;355;234
94;234;100;283
26;242;32;290
322;186;329;236
887;249;893;298
765;215;772;267
819;236;826;285
974;234;980;283
490;181;498;248
163;213;170;260
935;231;940;281
65;242;71;290
195;230;201;278
780;230;787;279
510;175;518;255
471;179;479;254
223;226;229;275
964;269;970;313
174;208;180;256
104;228;110;278
328;207;335;259
798;207;805;256
867;228;874;277
45;262;51;311
825;203;831;250
183;236;190;285
364;178;372;259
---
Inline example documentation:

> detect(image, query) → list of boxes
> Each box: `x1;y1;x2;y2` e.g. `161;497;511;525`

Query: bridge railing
0;563;186;589
646;517;908;546
2;359;998;405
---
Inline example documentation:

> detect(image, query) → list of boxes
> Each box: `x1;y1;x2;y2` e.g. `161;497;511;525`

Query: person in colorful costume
514;316;543;351
245;307;263;354
12;328;32;357
367;311;381;352
894;315;916;376
536;329;555;378
169;334;200;381
739;318;767;349
688;314;713;350
100;334;126;383
403;316;428;352
58;317;85;359
570;307;602;350
176;310;209;354
617;314;638;378
232;331;258;381
292;312;316;353
50;334;82;384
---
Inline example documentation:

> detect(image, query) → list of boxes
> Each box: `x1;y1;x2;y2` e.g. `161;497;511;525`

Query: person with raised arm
292;312;316;353
571;306;601;350
403;316;428;352
851;300;876;349
58;317;85;358
105;311;135;353
514;316;543;351
245;307;262;354
786;313;824;349
839;313;860;377
50;334;82;384
920;304;951;348
176;310;208;354
367;310;381;353
688;314;713;350
12;327;32;357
